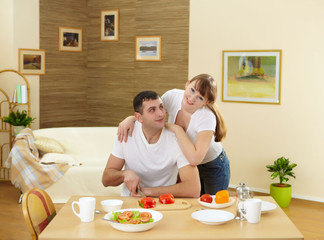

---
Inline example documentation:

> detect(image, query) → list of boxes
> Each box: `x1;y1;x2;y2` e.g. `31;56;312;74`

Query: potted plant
3;109;36;136
266;156;297;208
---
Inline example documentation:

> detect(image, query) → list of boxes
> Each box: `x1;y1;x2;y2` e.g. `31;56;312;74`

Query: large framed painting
18;49;46;75
59;26;82;52
135;36;161;61
222;50;282;104
101;9;119;41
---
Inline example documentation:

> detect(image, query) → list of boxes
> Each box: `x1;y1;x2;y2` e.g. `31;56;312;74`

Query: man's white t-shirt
162;89;223;164
112;121;190;196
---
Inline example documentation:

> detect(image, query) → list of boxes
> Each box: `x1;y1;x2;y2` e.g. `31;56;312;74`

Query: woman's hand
117;116;136;142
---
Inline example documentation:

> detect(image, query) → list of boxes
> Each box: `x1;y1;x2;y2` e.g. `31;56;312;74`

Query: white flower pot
13;126;25;136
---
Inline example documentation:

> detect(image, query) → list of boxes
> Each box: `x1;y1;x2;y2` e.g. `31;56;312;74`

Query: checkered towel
5;128;70;193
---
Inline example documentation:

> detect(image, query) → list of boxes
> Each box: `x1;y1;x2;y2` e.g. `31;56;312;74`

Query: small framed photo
59;26;82;52
135;36;161;61
101;9;119;41
18;48;46;75
222;50;282;104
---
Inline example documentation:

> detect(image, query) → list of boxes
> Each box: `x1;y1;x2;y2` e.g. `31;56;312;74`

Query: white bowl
101;199;123;213
104;208;163;232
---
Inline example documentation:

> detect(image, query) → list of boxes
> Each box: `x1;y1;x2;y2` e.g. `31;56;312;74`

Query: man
102;91;200;197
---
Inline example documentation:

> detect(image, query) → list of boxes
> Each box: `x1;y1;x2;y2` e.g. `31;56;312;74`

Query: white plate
198;196;235;209
261;201;277;213
192;210;234;225
104;208;163;232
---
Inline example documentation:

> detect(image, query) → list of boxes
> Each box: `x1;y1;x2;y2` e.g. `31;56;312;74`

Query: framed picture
18;49;46;75
59;26;82;52
101;9;119;41
135;36;161;61
222;50;282;104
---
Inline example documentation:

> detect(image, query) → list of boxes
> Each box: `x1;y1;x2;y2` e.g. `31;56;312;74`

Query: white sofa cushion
40;153;81;166
32;127;122;203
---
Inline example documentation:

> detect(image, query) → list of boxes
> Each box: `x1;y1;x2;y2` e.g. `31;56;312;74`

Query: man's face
136;98;166;130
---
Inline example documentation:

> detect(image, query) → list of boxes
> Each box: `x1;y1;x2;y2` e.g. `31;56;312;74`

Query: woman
118;74;230;195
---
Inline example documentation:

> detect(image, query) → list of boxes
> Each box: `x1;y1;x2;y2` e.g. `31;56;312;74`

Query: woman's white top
162;89;223;164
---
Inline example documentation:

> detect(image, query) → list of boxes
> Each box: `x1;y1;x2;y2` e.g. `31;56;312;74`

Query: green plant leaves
2;109;36;127
266;156;297;185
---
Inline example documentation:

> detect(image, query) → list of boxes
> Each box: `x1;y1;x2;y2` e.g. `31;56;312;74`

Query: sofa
10;127;123;203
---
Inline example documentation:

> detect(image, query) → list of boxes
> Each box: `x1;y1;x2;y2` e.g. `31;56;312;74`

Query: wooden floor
1;181;323;240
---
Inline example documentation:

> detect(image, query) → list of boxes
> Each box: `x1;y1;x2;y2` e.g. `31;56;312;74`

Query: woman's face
182;80;209;113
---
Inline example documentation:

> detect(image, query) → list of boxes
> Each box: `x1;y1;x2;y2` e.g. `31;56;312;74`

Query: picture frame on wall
135;36;162;61
222;50;282;104
101;9;119;41
18;48;46;75
59;26;82;52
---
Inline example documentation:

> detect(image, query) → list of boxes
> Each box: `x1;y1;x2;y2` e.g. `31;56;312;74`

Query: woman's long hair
189;74;227;142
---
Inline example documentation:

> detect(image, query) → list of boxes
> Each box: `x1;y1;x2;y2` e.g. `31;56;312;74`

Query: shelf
0;130;10;133
0;69;31;181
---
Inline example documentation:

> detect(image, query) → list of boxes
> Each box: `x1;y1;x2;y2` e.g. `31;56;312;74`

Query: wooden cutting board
137;198;191;211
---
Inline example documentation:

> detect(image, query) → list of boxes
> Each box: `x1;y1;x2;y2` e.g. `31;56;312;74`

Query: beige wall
1;0;324;202
189;0;324;202
0;0;40;129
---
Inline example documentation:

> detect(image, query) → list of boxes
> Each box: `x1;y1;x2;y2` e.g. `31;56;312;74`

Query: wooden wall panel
40;0;189;127
40;0;88;128
87;0;136;126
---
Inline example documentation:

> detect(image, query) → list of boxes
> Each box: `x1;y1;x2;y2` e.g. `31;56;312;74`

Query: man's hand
123;170;141;196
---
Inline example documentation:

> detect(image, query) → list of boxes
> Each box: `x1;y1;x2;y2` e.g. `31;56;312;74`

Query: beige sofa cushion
34;136;65;153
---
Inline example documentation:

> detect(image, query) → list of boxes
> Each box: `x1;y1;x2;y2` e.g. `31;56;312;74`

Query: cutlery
136;187;146;198
102;218;115;223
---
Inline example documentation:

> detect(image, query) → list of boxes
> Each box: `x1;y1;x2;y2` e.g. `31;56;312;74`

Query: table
39;196;304;240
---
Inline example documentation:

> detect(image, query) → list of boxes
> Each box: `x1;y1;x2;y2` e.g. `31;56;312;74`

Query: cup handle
72;201;81;219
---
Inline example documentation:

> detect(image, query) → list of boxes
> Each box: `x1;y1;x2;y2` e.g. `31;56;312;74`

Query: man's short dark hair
133;91;160;114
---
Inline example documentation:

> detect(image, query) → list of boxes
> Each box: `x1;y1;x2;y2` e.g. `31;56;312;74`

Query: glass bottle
235;182;253;220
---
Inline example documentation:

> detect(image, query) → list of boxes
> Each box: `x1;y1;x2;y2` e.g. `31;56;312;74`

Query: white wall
0;0;14;69
0;0;39;129
189;0;324;202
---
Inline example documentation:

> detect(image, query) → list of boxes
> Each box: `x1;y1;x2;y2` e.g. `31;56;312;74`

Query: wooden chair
22;188;56;240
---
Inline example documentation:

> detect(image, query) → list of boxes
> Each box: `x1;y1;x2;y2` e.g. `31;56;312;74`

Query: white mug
72;197;96;222
242;198;262;223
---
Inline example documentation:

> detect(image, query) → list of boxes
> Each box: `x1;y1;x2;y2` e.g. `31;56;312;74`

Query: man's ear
134;112;143;123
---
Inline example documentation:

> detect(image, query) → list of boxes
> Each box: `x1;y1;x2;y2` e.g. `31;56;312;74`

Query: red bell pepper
159;194;175;204
138;197;156;208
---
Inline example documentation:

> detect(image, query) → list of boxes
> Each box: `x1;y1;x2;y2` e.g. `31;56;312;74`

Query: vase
13;126;25;136
270;183;292;208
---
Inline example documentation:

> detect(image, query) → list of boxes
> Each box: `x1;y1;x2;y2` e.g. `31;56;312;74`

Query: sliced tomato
140;216;151;223
138;197;156;208
159;194;175;204
200;194;213;203
140;212;152;218
129;218;141;224
118;213;130;221
123;211;134;218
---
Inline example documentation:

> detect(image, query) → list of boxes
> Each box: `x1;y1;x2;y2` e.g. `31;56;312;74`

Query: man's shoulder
162;128;180;145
